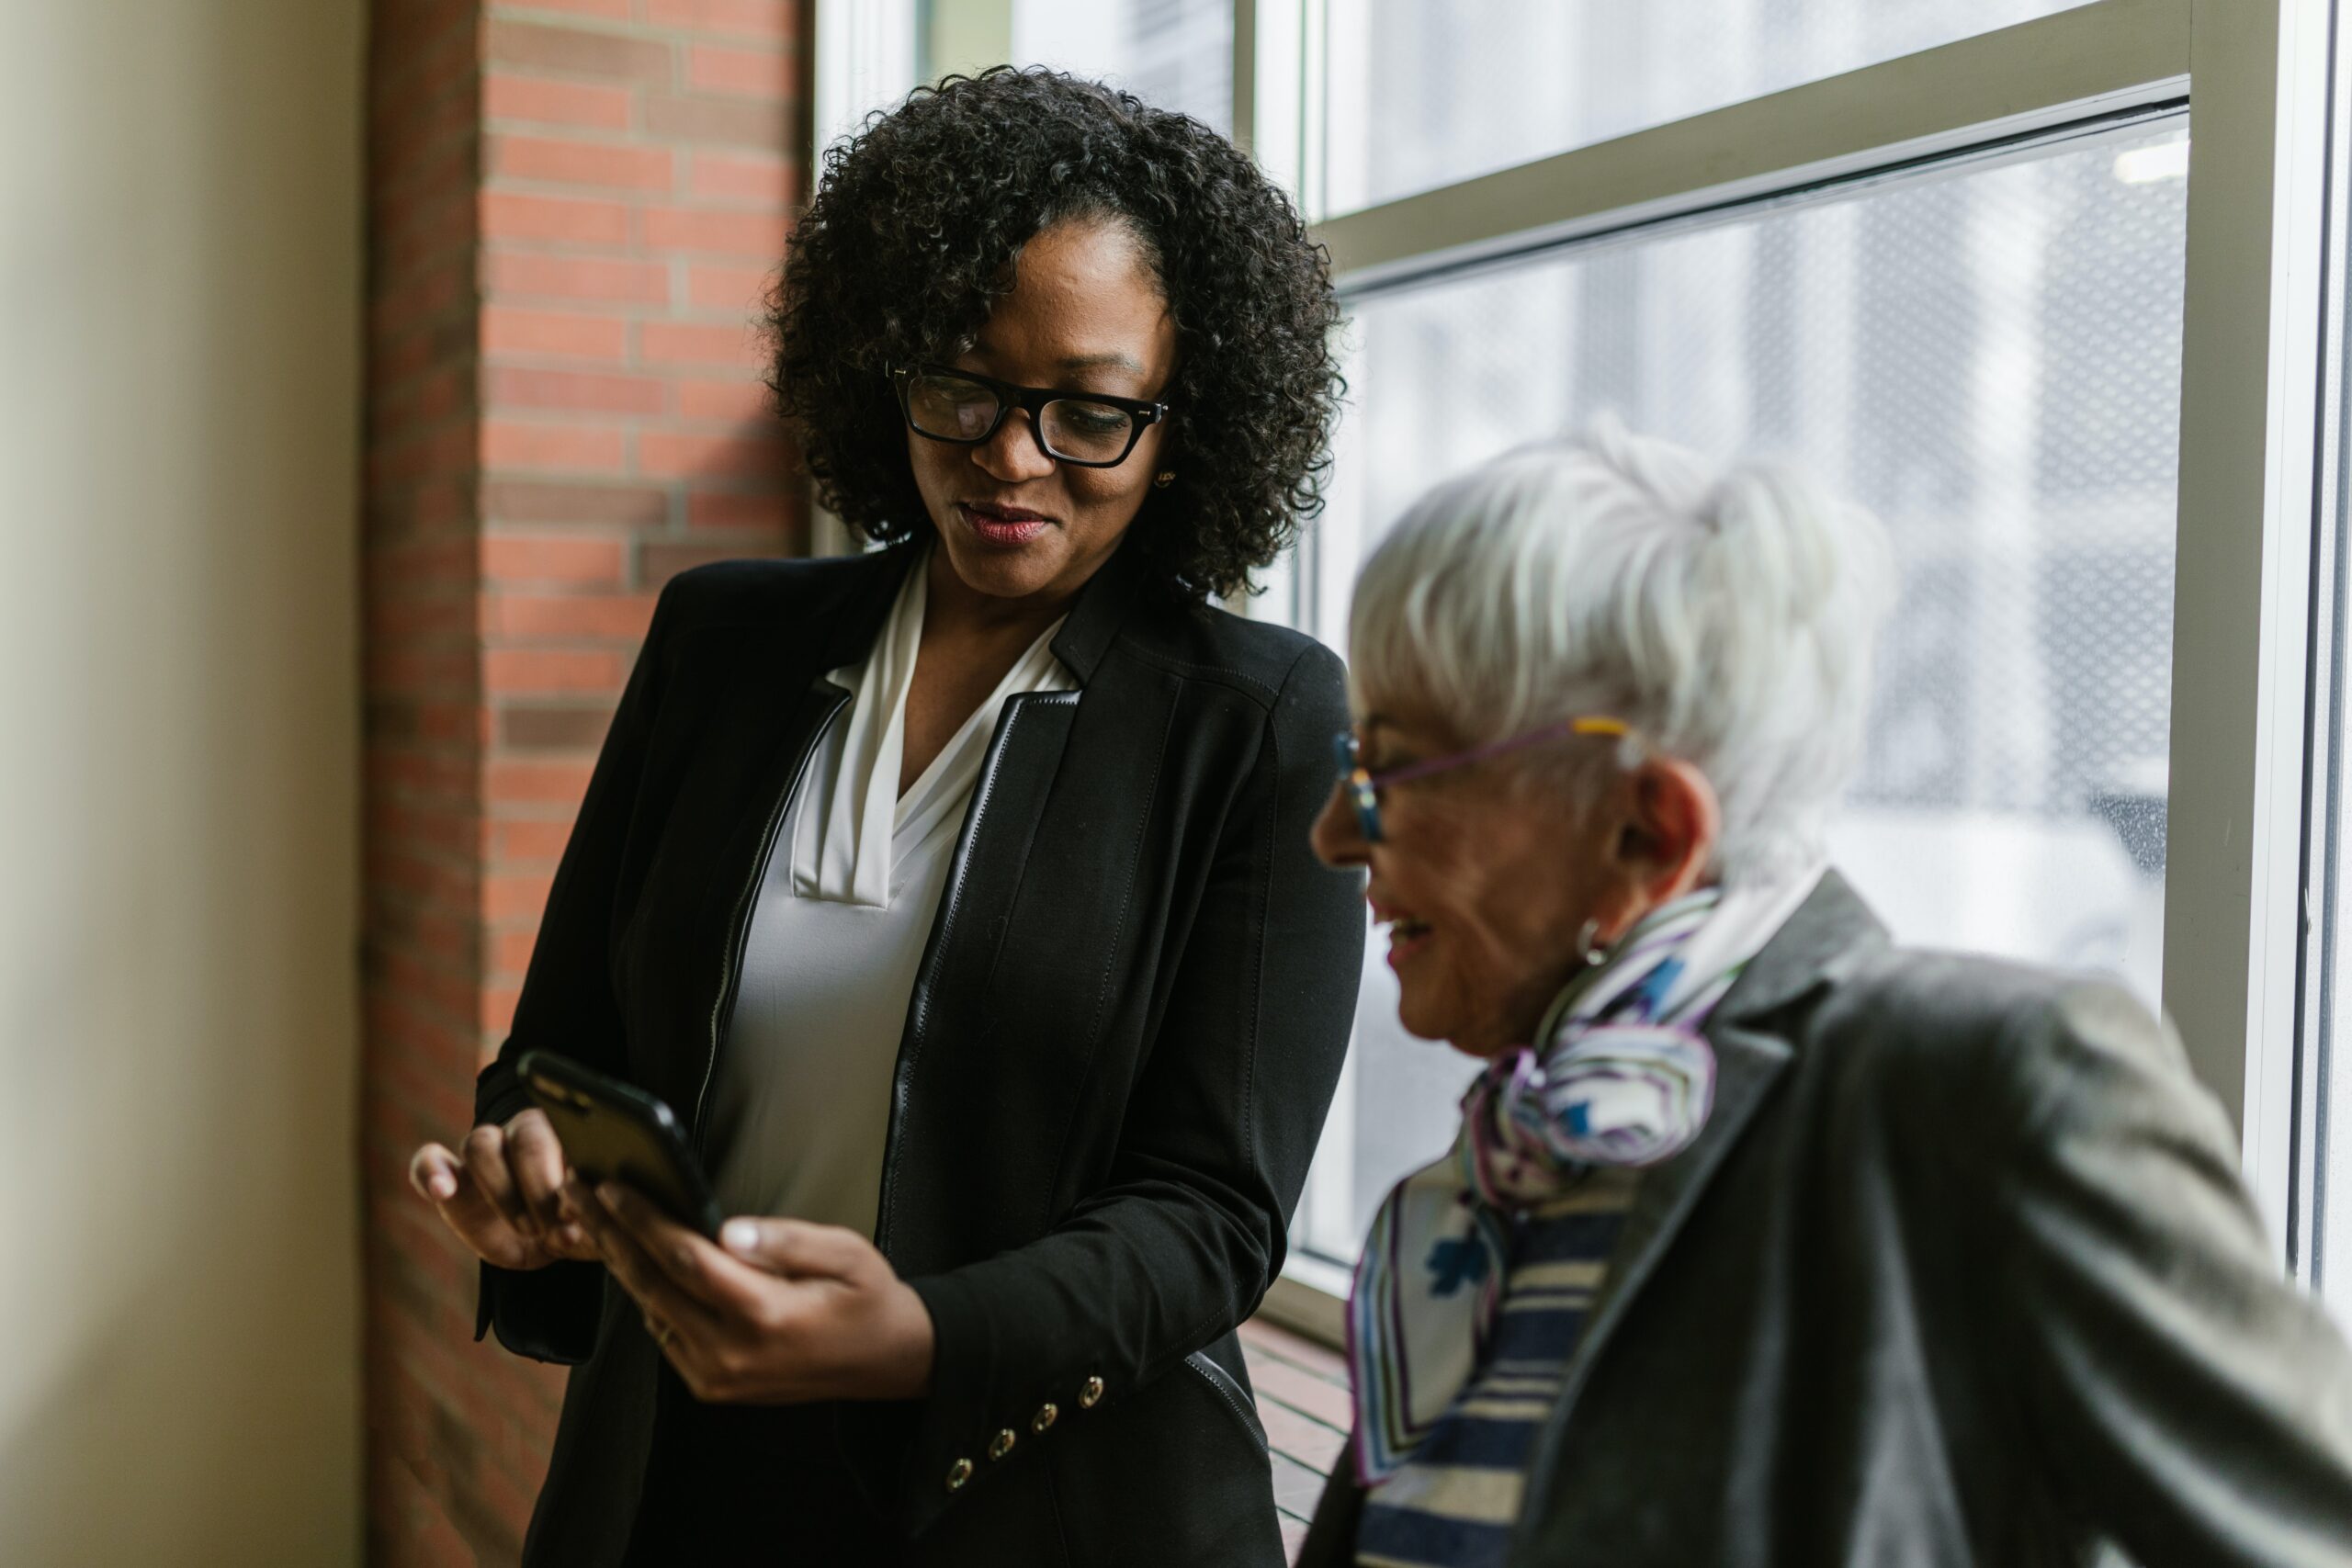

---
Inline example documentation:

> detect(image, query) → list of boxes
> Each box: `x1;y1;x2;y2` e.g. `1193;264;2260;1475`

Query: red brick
639;537;777;586
688;488;792;532
489;818;576;864
689;147;794;204
498;704;616;750
647;0;797;38
368;0;814;1550
483;479;669;526
490;927;543;976
483;591;657;640
484;19;673;82
643;92;789;148
686;261;775;311
492;133;676;193
642;205;790;258
397;365;472;427
481;190;632;246
368;591;476;644
379;183;479;275
369;329;440;397
638;429;786;478
482;872;558;921
484;648;631;694
497;0;631;18
482;306;630;361
480;534;627;585
481;987;525;1040
485;251;671;305
639;319;761;368
487;759;599;805
370;256;470;336
483;71;634;130
482;420;628;472
676;377;770;423
487;367;669;416
687;42;791;99
374;94;480;200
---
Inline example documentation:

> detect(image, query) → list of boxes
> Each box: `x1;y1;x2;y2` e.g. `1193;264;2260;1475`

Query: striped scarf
1346;888;1747;1485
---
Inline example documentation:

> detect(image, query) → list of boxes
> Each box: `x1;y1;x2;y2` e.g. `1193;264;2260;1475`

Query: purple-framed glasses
1331;715;1637;844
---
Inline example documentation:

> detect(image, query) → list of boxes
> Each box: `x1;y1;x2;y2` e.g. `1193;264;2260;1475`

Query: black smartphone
516;1051;725;1238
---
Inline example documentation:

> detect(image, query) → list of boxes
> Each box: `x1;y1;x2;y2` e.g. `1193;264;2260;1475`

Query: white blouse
705;551;1076;1234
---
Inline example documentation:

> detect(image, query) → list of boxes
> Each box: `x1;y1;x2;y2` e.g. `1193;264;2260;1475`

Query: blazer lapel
678;549;910;1125
1512;872;1887;1534
694;547;910;930
1534;1025;1792;1431
871;536;1159;1259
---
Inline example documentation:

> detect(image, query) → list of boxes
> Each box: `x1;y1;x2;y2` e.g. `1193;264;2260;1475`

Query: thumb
718;1216;876;1280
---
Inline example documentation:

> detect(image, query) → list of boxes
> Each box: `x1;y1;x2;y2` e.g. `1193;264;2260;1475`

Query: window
2294;0;2352;1321
816;0;2335;1332
1283;119;2190;1264
1317;0;2102;215
1008;0;1234;133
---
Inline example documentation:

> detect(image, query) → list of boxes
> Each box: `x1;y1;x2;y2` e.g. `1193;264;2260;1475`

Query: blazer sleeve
1996;982;2352;1564
888;640;1365;1538
468;574;686;1364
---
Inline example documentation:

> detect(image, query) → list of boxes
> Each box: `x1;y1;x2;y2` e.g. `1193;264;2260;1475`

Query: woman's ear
1611;754;1723;914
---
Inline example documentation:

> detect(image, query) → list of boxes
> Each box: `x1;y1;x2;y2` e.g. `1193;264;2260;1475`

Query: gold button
1031;1403;1058;1434
988;1428;1017;1461
945;1458;973;1492
1079;1375;1105;1409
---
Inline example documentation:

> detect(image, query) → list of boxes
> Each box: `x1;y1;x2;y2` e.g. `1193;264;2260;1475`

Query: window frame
812;0;2339;1335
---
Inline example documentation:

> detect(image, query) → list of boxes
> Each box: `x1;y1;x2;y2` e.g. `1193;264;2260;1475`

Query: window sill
1261;1252;1350;1349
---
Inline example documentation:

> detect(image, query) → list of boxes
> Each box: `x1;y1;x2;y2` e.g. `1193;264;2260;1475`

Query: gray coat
1301;872;2352;1566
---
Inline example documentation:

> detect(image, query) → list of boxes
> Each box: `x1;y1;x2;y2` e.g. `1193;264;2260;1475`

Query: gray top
706;556;1072;1233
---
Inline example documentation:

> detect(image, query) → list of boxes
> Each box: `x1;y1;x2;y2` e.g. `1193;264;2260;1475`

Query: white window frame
814;0;2338;1337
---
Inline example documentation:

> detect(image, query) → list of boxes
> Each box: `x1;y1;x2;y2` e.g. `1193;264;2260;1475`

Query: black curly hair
766;67;1344;602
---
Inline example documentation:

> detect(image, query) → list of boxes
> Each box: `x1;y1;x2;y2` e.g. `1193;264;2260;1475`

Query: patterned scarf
1346;886;1778;1484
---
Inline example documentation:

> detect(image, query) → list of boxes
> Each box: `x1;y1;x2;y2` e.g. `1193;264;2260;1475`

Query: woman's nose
974;410;1058;483
1310;780;1368;869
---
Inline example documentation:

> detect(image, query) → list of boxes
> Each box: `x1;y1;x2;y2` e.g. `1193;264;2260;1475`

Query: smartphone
516;1050;725;1238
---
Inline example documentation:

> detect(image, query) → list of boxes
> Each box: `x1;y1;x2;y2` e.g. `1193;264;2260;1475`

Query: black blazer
471;539;1365;1566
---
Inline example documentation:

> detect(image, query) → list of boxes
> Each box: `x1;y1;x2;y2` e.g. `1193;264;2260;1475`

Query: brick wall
363;1;807;1560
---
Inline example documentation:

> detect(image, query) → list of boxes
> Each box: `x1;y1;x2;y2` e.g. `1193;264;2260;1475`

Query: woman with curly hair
405;67;1363;1567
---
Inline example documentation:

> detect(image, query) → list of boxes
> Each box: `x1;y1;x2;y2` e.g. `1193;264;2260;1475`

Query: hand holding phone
517;1051;726;1238
407;1107;592;1270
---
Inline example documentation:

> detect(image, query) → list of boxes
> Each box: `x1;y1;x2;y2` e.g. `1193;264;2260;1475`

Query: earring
1577;918;1608;967
1153;470;1176;489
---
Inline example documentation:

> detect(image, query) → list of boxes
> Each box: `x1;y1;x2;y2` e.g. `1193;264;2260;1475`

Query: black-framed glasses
1332;715;1639;844
892;363;1170;468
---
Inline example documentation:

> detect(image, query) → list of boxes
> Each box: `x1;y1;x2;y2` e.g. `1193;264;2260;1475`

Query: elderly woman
1299;424;2352;1566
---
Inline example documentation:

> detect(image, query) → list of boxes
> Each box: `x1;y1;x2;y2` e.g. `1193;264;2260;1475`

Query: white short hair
1348;420;1896;883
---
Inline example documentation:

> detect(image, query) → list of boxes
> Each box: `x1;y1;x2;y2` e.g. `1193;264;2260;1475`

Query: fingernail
428;1173;455;1200
722;1220;760;1254
596;1181;623;1209
560;1224;587;1250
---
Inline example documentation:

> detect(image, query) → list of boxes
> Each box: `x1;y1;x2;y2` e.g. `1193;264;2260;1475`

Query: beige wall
0;1;364;1562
